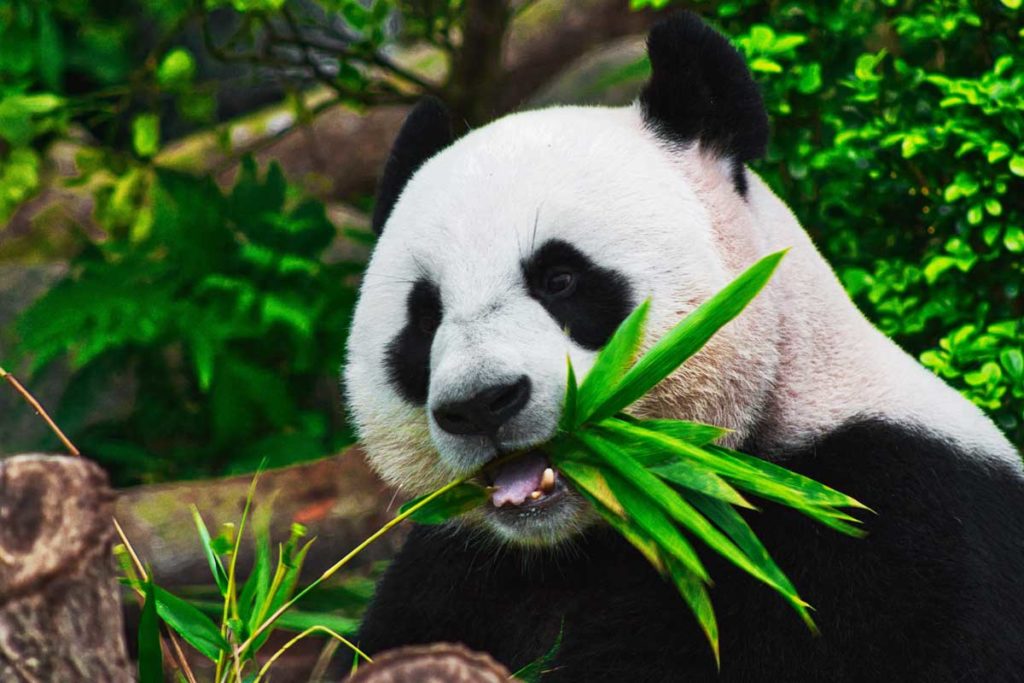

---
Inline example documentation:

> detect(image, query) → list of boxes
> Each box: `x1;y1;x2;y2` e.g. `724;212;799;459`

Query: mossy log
0;454;133;682
115;445;402;586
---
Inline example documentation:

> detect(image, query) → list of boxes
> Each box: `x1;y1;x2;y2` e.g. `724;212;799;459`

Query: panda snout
432;376;532;437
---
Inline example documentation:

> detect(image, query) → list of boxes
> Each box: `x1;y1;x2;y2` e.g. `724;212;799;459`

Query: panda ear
639;12;769;195
372;96;454;235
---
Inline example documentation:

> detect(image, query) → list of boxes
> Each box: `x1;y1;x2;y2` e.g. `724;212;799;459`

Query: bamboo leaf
597;463;709;581
683;492;815;630
588;251;787;423
576;300;650;425
560;356;579;432
594;425;751;507
154;586;229;661
138;579;164;683
666;558;719;666
512;621;564;683
578;431;800;602
191;506;228;595
399;482;489;524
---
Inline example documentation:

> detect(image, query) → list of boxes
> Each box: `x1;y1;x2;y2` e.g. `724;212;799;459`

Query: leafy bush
637;0;1024;446
14;160;364;483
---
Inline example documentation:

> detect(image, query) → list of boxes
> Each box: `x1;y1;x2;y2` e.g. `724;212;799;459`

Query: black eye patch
385;279;442;404
522;239;634;350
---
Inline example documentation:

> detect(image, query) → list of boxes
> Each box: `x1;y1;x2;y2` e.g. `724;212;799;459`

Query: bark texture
347;643;516;683
0;454;132;683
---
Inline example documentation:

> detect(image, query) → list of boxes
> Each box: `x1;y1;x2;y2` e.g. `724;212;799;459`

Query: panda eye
544;267;577;298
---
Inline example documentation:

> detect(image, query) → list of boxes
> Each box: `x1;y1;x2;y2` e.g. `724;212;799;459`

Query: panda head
345;13;782;546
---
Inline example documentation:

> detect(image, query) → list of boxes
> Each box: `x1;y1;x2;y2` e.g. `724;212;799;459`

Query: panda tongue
491;452;548;507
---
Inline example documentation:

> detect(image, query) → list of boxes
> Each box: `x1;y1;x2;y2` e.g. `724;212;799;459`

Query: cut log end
0;454;133;683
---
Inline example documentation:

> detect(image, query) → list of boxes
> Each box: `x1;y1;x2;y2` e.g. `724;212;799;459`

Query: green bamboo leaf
631;418;729;448
399;482;489;524
190;506;228;595
683;492;815;630
272;609;360;635
597;463;709;581
666;558;719;666
590;426;751;507
560;356;579;432
577;432;799;602
558;459;626;518
154;586;229;661
588;251;787;423
576;300;650;425
705;445;868;511
512;621;564;683
239;530;272;632
138;579;164;683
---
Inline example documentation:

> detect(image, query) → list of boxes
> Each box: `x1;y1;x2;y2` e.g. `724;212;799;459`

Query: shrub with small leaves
12;159;364;483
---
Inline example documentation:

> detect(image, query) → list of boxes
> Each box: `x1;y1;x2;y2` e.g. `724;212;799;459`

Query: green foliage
418;253;866;658
647;0;1024;445
121;473;374;682
13;159;362;483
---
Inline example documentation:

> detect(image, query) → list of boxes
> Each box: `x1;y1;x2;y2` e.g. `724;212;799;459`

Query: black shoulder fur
371;96;454;235
640;12;770;195
357;419;1024;682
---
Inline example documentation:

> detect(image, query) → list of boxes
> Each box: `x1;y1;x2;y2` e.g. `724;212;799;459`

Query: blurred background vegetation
1;0;1022;488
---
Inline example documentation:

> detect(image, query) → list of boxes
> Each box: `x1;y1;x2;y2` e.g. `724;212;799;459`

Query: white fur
344;102;1020;509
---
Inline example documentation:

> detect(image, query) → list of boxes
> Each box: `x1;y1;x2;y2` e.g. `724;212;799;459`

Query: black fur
385;279;442;404
522;239;633;351
371;97;454;235
640;12;769;196
358;419;1024;681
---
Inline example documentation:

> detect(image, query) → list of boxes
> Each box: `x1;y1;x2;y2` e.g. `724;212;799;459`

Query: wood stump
0;454;133;682
347;643;517;683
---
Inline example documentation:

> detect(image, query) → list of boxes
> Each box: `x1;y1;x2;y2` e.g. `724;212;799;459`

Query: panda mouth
484;450;565;509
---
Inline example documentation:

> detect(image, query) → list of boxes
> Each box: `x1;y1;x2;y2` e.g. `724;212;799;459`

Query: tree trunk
0;454;133;683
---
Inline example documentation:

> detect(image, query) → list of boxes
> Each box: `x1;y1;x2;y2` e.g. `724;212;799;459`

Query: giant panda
343;12;1024;682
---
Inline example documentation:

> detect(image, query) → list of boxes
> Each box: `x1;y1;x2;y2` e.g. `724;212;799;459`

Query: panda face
345;105;746;545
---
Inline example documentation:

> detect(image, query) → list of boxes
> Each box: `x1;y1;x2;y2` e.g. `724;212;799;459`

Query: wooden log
347;643;516;683
115;445;403;587
0;454;133;682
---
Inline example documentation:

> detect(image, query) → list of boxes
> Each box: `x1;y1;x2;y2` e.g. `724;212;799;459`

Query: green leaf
132;113;160;158
591;425;749;506
157;48;196;87
599;463;708;581
577;432;799;599
191;506;229;595
1010;155;1024;177
399;482;489;524
685;492;814;629
576;300;650;425
1004;226;1024;253
1001;348;1024;380
588;251;786;423
154;586;229;661
512;622;564;683
666;558;719;665
138;579;164;683
560;357;578;432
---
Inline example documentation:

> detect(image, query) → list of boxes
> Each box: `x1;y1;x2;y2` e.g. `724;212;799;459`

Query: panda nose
433;377;532;436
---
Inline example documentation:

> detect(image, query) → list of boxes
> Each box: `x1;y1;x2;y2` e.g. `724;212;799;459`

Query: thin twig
0;365;199;683
0;367;80;456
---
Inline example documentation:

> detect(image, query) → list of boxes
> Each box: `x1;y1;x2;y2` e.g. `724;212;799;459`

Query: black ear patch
639;12;769;195
372;97;454;235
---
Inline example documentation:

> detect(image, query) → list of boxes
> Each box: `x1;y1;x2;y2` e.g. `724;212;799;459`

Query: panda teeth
540;468;556;493
530;490;542;500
